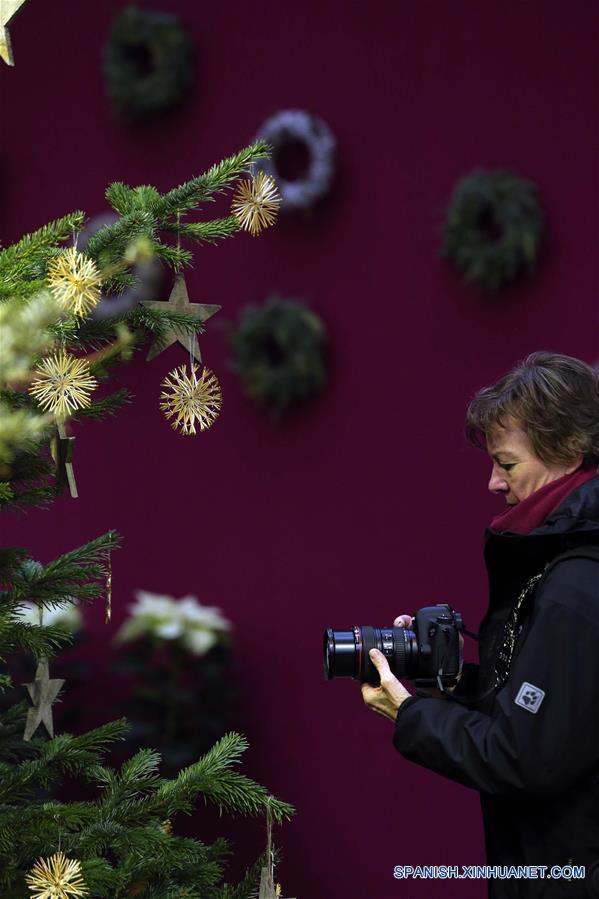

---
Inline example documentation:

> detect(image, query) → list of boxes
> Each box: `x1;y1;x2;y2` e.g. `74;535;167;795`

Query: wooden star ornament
50;421;78;499
258;868;296;899
141;274;220;363
0;0;29;66
23;658;65;741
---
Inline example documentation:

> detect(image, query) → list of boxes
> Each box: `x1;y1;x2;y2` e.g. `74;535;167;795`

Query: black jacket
393;474;599;898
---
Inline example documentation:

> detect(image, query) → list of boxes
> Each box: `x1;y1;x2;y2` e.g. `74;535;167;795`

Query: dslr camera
324;604;464;689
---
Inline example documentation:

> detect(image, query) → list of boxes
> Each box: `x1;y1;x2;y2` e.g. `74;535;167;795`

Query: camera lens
323;627;362;679
323;625;418;685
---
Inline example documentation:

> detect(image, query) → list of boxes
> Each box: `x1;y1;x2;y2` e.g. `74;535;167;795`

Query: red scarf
490;466;598;535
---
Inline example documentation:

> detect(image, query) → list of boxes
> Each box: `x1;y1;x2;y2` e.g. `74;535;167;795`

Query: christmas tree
0;142;293;897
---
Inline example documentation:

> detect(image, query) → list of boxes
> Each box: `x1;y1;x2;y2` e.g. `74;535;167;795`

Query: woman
363;352;599;898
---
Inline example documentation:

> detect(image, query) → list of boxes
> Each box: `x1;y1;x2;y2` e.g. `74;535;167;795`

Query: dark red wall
2;2;598;897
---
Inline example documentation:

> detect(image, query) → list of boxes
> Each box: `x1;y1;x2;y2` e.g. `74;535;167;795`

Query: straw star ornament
231;171;282;236
28;352;97;419
47;247;103;318
25;851;88;899
160;364;221;435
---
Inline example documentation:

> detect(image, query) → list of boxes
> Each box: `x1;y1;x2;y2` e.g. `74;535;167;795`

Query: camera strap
462;626;479;641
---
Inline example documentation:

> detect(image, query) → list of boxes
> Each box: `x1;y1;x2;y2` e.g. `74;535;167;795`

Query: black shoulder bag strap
442;545;599;705
492;544;599;692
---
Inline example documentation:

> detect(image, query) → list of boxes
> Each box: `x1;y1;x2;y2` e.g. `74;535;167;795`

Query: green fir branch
0;212;86;290
75;389;131;421
7;532;121;611
154;140;271;217
154;733;295;823
86;210;156;262
129;304;206;337
162;217;240;244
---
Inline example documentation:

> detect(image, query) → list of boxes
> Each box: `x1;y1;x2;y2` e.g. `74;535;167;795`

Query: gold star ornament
23;657;65;741
28;351;97;419
47;247;103;318
231;171;282;236
0;0;28;65
26;851;88;899
141;274;220;363
160;364;221;435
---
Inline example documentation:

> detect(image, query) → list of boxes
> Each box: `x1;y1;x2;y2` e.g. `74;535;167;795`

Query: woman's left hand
361;648;412;721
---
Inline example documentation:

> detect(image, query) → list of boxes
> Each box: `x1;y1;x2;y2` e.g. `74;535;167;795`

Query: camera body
324;604;464;688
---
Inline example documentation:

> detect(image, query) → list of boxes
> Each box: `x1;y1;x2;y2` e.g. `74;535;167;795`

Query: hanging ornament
23;657;65;741
25;851;88;899
141;274;220;363
259;872;295;899
50;420;78;498
231;171;282;236
258;866;277;899
105;553;112;624
160;364;221;436
0;0;29;66
258;798;296;899
47;247;103;318
28;351;97;419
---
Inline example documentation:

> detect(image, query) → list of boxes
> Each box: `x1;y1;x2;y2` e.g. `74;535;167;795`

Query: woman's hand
361;648;412;722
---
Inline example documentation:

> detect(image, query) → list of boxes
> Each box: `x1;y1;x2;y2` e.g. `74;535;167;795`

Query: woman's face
486;416;582;505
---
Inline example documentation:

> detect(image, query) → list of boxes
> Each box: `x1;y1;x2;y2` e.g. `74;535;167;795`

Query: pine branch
86;211;156;261
0;720;129;804
0;448;56;513
0;620;73;658
161;217;240;244
154;140;271;217
154;733;295;823
0;211;86;260
8;532;121;610
0;214;85;304
75;389;131;421
152;243;193;268
129;304;206;337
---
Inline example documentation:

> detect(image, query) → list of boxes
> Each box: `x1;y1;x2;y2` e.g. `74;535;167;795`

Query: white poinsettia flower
183;628;218;656
16;600;82;632
116;590;231;655
155;620;183;640
178;596;231;631
132;591;177;619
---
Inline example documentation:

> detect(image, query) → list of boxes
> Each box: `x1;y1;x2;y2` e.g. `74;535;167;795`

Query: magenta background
1;1;598;897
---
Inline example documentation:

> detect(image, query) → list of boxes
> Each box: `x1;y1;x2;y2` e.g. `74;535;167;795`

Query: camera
323;604;464;688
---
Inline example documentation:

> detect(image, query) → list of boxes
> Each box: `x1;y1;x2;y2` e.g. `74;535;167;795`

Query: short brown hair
465;352;599;468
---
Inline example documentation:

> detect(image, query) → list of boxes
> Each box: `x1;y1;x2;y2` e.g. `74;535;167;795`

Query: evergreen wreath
254;109;336;212
442;170;544;290
103;7;194;122
231;297;327;415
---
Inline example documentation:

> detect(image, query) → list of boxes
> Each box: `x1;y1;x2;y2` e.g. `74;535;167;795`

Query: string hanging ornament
258;797;296;899
23;604;65;742
231;171;282;236
160;363;221;435
47;246;103;318
157;215;222;435
25;851;88;899
28;351;97;419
